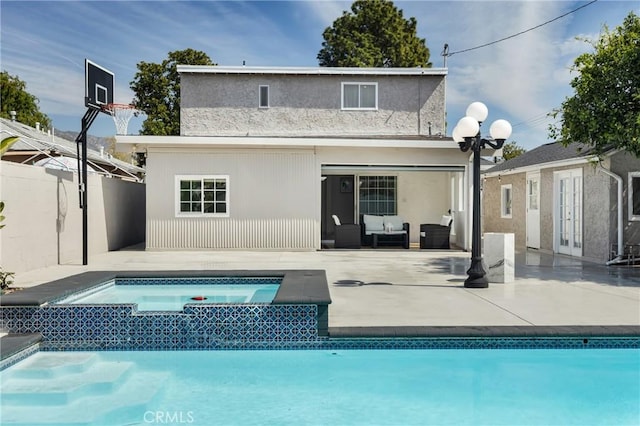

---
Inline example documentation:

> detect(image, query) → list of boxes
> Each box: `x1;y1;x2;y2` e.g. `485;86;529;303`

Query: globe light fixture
455;102;512;288
466;101;489;123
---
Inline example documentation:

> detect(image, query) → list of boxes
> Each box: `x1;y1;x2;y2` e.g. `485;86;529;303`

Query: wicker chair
420;215;452;249
332;215;361;249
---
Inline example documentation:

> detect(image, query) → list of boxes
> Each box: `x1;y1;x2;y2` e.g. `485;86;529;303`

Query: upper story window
341;82;377;110
176;175;229;217
259;85;269;108
629;172;640;221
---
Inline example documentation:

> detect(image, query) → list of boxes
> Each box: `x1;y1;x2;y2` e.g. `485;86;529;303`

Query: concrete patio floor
9;247;640;329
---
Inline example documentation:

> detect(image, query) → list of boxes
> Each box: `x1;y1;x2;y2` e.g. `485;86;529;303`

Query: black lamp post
453;102;512;288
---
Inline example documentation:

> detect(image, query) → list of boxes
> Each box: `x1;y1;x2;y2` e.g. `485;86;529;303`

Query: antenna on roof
441;43;449;68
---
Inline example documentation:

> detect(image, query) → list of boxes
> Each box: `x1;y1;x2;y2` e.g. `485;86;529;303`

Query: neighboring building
1;117;144;181
483;142;640;263
117;66;484;251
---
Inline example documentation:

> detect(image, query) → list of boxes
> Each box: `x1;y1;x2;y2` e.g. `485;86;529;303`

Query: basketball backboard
85;59;113;111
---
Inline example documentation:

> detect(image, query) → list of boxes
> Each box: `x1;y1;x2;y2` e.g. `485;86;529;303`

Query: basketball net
103;103;136;135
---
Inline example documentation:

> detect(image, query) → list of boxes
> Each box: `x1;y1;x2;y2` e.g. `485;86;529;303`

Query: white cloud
301;0;352;28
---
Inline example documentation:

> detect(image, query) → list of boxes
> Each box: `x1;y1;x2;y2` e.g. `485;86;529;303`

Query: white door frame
526;172;541;249
554;168;583;256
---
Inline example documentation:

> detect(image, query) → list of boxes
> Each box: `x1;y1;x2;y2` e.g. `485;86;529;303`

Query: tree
501;141;526;160
550;12;640;156
105;136;134;164
0;71;51;129
317;0;431;68
130;49;215;136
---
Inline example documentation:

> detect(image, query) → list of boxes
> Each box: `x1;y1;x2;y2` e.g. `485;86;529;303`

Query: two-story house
117;66;477;250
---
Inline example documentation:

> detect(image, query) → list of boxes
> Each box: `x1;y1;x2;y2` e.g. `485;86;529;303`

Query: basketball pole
75;107;100;266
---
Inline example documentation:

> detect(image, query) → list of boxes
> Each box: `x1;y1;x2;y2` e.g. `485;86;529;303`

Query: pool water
55;283;280;311
1;348;638;425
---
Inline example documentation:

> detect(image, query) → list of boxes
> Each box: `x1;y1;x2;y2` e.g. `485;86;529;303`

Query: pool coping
329;325;640;338
0;270;331;307
0;333;42;360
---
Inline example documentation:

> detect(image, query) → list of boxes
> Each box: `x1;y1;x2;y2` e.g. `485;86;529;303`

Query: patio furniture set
332;214;453;249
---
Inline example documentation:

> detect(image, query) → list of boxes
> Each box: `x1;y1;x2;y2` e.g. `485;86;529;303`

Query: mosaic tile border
1;304;319;351
115;277;283;286
35;336;640;352
0;343;40;371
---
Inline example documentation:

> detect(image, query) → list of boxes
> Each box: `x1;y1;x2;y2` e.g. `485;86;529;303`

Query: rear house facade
117;66;481;250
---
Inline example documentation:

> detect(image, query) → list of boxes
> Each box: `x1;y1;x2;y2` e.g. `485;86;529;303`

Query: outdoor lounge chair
420;215;452;249
332;215;361;249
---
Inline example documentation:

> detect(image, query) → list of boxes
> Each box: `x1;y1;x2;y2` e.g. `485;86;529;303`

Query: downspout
600;166;624;265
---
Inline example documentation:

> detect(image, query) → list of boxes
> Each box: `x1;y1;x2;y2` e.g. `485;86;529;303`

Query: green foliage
105;136;133;164
0;267;15;292
550;12;640;156
0;71;51;129
1;136;19;157
0;201;5;229
317;0;431;67
130;49;215;136
501;141;526;160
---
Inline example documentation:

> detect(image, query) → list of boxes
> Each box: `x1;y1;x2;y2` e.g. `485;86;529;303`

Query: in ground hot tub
0;270;330;350
54;277;281;311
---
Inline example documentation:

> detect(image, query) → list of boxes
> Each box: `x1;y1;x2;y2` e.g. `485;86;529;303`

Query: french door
526;173;540;249
554;169;583;256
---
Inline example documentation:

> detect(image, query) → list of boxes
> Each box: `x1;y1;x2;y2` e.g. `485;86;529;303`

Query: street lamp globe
452;126;464;143
456;116;480;138
489;119;513;141
466;101;488;123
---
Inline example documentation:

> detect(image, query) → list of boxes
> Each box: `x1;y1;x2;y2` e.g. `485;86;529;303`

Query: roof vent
9;110;16;122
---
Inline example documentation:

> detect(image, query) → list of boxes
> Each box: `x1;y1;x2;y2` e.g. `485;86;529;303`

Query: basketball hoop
103;103;136;135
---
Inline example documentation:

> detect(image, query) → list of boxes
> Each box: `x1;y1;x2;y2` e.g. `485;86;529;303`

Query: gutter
600;166;624;265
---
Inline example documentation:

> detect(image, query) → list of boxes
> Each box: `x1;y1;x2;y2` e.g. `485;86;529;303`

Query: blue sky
1;0;637;150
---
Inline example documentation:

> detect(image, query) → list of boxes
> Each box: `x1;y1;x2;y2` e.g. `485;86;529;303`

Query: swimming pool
1;348;638;425
55;279;281;311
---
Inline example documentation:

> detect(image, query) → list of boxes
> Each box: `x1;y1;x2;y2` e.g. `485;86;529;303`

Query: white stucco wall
180;73;446;137
0;161;145;273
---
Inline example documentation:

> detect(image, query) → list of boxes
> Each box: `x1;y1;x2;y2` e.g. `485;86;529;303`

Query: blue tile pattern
34;336;640;351
1;304;317;351
116;277;282;286
314;337;640;350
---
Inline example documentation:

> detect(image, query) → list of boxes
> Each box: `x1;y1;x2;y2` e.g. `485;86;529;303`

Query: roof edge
176;65;448;76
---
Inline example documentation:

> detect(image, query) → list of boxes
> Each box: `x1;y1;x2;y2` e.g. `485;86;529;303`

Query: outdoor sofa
360;214;410;249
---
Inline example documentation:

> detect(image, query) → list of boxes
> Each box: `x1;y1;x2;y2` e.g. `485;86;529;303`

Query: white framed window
501;184;513;218
359;175;396;215
259;85;269;108
341;82;377;110
628;172;640;221
175;175;229;217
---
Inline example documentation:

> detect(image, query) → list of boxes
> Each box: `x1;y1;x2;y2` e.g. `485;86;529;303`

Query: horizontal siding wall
147;218;318;249
146;149;319;249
